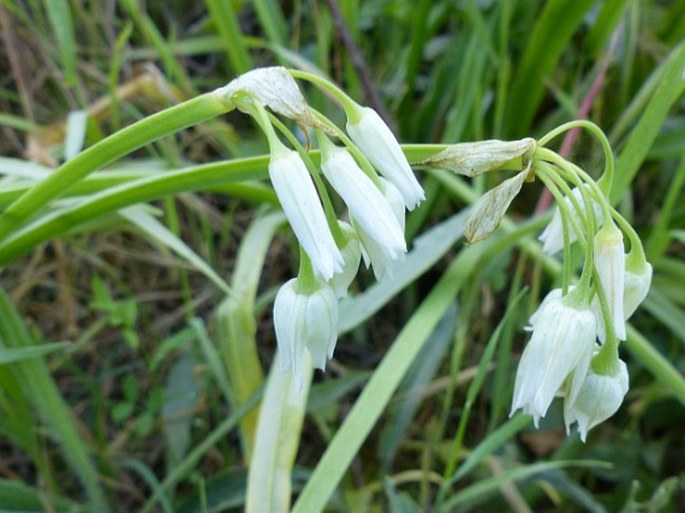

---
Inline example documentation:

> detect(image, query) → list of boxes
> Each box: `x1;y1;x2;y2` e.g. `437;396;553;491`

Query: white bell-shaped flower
319;138;406;269
594;222;626;340
511;290;597;426
539;185;603;255
354;179;407;280
273;278;339;390
346;105;424;211
269;147;344;281
328;222;362;299
564;358;629;442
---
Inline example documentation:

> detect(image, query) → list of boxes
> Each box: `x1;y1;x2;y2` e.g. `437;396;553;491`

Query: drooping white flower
273;278;339;390
539;185;603;255
345;105;424;210
269;148;344;280
594;222;626;340
319;139;406;268
328;222;362;299
564;358;629;442
511;290;597;426
355;179;407;280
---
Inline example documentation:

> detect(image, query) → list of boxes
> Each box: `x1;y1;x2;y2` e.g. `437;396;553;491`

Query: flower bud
464;169;528;243
564;358;629;442
511;290;596;426
273;278;339;390
346;105;424;210
269;148;344;280
417;138;536;177
594;222;626;340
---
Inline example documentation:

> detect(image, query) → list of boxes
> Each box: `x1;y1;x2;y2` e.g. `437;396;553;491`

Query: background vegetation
0;0;683;511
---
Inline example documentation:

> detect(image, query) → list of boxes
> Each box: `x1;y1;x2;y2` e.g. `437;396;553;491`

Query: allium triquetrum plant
0;2;684;512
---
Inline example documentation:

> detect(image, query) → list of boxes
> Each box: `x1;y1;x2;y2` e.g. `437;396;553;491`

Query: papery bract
417;138;536;177
269;148;343;280
346;106;424;210
216;66;314;125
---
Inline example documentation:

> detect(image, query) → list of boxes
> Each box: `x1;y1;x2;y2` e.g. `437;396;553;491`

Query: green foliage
0;0;683;512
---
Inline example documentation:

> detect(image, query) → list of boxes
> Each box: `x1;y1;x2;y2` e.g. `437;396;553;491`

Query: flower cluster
508;140;651;441
215;67;423;389
426;125;651;440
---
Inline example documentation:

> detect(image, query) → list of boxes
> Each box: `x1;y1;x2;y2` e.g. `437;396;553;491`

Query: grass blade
246;353;311;513
41;0;77;88
610;42;685;202
204;0;253;74
506;0;595;136
0;286;109;512
215;211;285;456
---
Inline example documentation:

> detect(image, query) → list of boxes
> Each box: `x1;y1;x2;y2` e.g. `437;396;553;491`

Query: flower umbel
273;278;339;390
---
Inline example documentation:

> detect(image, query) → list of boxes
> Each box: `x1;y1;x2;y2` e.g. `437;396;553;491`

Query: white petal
273;279;305;376
303;285;338;370
353;179;407;280
624;261;652;319
346;107;424;210
594;223;626;340
511;293;596;422
269;149;344;280
320;144;406;257
564;359;629;442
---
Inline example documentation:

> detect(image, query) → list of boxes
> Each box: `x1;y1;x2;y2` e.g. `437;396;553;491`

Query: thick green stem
537;119;615;195
0;93;230;243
